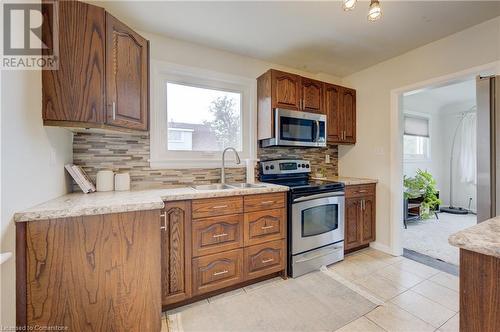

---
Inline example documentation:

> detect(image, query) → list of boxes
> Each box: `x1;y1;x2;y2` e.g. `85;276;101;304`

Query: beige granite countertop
448;217;500;258
14;183;289;222
312;176;378;186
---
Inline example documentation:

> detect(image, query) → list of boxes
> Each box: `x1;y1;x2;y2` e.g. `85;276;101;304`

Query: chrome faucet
221;147;241;184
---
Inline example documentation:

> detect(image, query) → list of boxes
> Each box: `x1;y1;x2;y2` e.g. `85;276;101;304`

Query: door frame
388;61;500;256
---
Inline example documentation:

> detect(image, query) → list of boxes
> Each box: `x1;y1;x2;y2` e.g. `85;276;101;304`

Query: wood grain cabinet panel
345;198;361;250
244;193;285;212
192;196;243;219
324;83;342;142
23;210;161;331
344;184;376;252
192;214;243;257
42;1;105;124
341;88;356;144
361;196;376;243
244;209;285;246
345;184;375;198
105;13;149;130
192;249;244;296
271;70;301;110
301;78;323;113
161;201;192;306
244;240;285;280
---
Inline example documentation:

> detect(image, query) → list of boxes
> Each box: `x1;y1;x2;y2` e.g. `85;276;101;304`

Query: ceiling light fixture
367;0;382;22
343;0;357;11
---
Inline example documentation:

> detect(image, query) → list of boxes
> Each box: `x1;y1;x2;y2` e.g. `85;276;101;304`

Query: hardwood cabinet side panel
26;211;161;332
460;249;500;332
105;13;149;130
42;1;105;123
162;201;192;305
257;71;273;140
16;222;27;327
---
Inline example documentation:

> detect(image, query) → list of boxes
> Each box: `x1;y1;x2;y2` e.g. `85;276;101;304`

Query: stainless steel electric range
259;159;345;278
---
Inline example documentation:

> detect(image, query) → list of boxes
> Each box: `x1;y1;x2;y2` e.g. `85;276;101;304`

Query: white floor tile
335;316;386;332
391;258;440;279
354;274;407;301
437;313;459;332
390;290;456;328
411;280;459;312
429;272;460;292
376;264;425;288
365;303;435;332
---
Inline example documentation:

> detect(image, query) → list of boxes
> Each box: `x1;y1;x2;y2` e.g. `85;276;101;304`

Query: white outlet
49;148;56;166
325;154;331;163
374;147;385;156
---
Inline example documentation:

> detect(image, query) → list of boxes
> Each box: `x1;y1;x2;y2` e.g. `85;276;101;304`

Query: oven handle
293;191;345;203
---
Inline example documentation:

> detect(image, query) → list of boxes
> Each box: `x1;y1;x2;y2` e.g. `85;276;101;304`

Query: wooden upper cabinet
301;78;323;113
271;70;301;110
324;83;341;142
105;13;149;131
41;1;149;132
161;201;192;306
42;1;105;124
341;88;356;144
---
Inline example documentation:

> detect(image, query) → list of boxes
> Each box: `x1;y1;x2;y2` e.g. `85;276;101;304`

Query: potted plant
404;169;442;219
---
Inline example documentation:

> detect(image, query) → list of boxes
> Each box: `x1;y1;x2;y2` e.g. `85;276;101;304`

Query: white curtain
458;113;476;184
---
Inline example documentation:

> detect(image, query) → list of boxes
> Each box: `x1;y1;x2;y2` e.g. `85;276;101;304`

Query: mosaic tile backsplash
72;131;338;191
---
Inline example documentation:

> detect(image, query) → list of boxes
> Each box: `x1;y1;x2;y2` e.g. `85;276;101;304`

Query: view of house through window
166;82;242;152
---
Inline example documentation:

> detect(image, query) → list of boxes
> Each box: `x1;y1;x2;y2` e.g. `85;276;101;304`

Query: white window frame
403;111;432;162
150;60;256;169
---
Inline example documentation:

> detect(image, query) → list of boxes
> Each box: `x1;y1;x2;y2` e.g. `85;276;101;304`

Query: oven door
275;109;326;147
291;192;344;255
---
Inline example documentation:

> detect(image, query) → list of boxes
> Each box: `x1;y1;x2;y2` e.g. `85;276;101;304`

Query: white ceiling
97;1;500;77
404;79;476;113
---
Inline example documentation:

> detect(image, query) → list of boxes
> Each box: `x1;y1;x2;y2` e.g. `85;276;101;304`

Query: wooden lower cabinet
244;209;285;246
344;184;376;252
192;214;243;257
192;249;244;296
17;210;162;331
161;201;192;306
244;240;285;280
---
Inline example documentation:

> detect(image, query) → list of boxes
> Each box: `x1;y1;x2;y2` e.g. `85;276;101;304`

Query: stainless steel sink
228;183;265;189
192;184;234;190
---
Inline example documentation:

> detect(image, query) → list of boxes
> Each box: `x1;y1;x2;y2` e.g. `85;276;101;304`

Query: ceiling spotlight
343;0;357;11
367;0;382;21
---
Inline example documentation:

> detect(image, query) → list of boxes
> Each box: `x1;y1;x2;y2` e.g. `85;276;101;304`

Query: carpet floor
403;212;476;265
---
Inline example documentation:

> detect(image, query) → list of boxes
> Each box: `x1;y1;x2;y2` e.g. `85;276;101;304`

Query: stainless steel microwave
261;109;327;148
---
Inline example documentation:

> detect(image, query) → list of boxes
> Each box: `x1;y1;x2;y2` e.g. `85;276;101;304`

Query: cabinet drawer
345;184;375;198
244;240;285;280
192;249;244;296
192;196;243;219
244;193;285;212
192;214;243;257
244;209;285;246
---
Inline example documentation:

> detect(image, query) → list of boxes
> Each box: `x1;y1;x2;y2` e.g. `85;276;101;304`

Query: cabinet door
271;70;301;110
341;88;356;144
324;83;342;143
345;198;362;250
42;1;105;124
106;13;149;130
161;201;192;306
301;78;323;113
361;196;376;243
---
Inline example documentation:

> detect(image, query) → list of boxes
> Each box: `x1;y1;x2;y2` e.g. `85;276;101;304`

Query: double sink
192;183;265;191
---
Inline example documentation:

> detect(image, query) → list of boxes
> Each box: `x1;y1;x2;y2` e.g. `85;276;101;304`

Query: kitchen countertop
14;183;289;222
448;217;500;258
313;176;378;186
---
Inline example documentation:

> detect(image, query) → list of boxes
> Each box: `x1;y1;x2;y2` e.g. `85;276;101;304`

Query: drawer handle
261;225;274;230
260;200;275;205
160;213;167;231
357;190;368;193
212;205;228;209
212;233;228;238
262;258;274;263
213;270;229;276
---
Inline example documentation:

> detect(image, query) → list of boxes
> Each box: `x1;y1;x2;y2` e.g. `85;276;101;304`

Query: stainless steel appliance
477;75;500;222
260;109;327;148
259;159;345;277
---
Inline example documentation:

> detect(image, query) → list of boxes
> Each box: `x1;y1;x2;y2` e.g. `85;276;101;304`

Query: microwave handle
315;120;320;142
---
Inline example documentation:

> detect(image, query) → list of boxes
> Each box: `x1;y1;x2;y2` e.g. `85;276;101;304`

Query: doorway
401;80;477;268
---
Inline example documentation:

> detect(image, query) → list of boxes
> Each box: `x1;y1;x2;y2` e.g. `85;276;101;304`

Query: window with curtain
403;113;430;161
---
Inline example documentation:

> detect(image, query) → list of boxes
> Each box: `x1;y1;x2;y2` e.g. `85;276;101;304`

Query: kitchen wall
340;16;500;252
70;30;342;189
1;70;73;327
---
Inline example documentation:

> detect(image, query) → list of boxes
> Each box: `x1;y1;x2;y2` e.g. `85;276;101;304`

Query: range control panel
260;159;311;175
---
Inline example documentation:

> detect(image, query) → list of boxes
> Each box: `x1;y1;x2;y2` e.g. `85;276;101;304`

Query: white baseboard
369;242;394;255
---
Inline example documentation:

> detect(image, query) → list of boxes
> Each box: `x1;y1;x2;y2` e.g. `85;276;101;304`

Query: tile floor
162;247;460;332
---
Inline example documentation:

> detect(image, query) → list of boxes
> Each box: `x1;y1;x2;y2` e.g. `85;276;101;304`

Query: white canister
115;172;131;191
96;170;114;192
